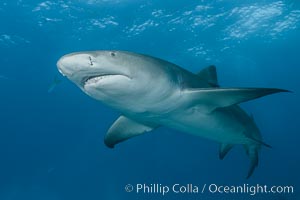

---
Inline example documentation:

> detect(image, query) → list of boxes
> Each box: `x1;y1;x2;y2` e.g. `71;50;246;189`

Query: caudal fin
244;145;260;179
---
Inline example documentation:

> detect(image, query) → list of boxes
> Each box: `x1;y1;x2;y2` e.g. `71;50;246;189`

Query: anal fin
219;143;234;160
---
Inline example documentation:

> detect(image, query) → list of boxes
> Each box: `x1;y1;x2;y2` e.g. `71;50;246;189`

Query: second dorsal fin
197;65;219;87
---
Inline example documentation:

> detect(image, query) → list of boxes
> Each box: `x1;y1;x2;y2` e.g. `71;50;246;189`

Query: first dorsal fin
197;65;219;87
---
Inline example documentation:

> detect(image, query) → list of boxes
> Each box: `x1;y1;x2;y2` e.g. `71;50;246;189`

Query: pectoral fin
104;116;157;148
183;88;289;113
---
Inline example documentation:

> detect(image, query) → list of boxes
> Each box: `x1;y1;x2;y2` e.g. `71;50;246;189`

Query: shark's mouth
83;74;131;86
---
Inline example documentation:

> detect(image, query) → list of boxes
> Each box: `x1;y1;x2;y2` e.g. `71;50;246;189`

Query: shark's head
57;50;177;112
57;51;133;90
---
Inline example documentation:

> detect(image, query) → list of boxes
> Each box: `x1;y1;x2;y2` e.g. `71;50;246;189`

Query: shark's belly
158;106;254;145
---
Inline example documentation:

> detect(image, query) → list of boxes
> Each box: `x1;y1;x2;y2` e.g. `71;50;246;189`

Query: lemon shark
57;50;288;178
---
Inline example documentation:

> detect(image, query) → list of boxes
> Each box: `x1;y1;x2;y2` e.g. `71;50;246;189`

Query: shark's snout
57;54;78;77
56;59;66;76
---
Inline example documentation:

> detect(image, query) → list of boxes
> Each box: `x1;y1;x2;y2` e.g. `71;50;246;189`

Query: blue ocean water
0;0;299;199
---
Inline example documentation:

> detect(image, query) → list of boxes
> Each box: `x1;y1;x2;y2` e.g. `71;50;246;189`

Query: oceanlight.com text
124;183;294;196
207;183;294;196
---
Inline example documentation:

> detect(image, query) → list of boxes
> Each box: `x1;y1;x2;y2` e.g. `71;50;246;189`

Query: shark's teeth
85;75;114;85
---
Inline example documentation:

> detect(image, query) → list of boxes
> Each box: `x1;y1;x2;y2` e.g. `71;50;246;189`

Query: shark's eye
110;52;116;57
89;56;93;66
